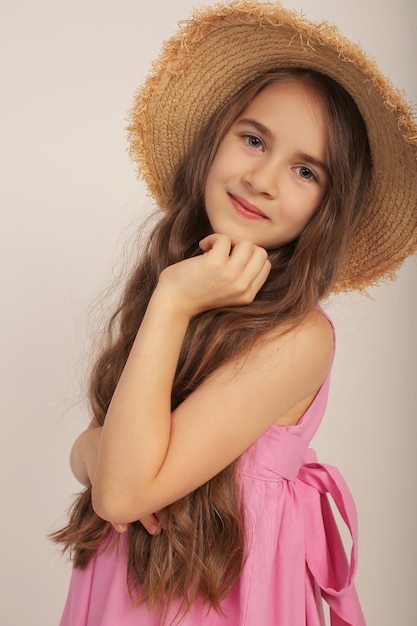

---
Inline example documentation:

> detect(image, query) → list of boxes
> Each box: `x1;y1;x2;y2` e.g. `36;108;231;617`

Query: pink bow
296;450;366;625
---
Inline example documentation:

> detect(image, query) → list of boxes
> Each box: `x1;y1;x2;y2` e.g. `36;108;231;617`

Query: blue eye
244;134;263;149
296;166;315;181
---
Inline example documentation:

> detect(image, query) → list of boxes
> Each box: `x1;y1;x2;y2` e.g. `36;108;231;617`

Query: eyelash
242;134;318;183
242;133;264;150
293;166;317;182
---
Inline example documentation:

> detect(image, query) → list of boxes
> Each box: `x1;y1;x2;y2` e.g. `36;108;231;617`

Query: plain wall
1;1;416;624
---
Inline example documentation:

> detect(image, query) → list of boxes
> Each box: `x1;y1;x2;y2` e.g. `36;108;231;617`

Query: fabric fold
296;450;366;626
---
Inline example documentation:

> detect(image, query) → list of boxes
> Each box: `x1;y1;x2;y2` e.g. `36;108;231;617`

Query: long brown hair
51;69;371;621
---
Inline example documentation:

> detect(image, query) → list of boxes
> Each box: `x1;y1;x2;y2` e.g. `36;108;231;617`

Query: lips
228;193;268;220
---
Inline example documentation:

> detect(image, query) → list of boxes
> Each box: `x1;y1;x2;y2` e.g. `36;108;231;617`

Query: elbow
91;483;152;524
91;485;128;524
91;487;110;522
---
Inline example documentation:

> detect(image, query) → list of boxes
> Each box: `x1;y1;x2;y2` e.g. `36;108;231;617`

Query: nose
243;158;279;198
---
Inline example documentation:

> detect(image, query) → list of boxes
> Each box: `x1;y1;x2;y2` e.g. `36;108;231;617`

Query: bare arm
70;419;163;534
83;235;332;523
69;419;100;487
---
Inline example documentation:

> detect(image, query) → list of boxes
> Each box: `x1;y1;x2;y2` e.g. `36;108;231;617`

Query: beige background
1;0;416;624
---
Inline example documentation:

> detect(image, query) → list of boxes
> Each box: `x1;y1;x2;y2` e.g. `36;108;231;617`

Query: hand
112;511;165;535
158;234;271;317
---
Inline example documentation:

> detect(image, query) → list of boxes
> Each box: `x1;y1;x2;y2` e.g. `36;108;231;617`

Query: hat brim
128;1;417;292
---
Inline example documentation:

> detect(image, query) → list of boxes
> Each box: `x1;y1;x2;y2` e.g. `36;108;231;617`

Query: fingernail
150;525;159;535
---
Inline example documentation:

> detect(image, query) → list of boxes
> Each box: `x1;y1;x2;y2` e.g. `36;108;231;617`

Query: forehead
239;80;328;153
244;79;325;120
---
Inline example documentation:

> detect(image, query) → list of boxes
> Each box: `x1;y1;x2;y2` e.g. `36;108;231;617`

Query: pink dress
60;314;365;625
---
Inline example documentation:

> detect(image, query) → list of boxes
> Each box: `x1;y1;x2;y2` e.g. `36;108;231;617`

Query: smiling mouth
228;193;268;220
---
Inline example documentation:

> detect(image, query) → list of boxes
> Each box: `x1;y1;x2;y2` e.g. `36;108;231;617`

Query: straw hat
127;0;417;291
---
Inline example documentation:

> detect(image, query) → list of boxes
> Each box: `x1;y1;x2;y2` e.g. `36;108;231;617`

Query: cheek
205;155;226;200
204;162;222;215
207;138;235;180
204;170;215;205
282;190;322;232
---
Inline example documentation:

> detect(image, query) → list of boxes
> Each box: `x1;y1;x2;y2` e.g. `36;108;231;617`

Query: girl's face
204;80;329;249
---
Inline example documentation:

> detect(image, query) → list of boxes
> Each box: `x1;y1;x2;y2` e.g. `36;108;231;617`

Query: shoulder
244;307;334;414
290;307;334;387
291;308;334;364
204;307;334;416
252;308;333;377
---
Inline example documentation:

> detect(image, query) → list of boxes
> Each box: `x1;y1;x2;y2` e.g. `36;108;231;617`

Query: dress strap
296;449;366;626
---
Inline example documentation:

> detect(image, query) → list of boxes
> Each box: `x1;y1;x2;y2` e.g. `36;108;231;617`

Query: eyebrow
297;152;329;176
235;117;329;176
236;118;273;140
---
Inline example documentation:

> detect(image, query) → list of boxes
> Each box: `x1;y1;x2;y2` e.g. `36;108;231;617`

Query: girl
52;2;417;625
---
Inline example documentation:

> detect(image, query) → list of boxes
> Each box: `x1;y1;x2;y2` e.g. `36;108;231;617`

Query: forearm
90;235;271;522
92;284;191;521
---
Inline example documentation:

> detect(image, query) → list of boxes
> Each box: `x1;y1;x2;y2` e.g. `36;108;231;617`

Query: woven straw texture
128;0;417;291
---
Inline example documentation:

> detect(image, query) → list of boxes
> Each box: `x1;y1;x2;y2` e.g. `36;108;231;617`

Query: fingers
199;233;260;256
112;523;128;533
230;241;270;293
199;234;267;272
199;233;233;256
112;511;163;535
229;238;268;271
158;233;270;313
200;234;271;303
237;249;271;303
199;234;267;266
250;253;272;296
139;513;162;535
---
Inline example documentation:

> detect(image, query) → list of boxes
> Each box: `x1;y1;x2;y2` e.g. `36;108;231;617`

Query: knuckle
216;233;231;247
234;279;253;302
256;245;269;261
241;290;256;305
